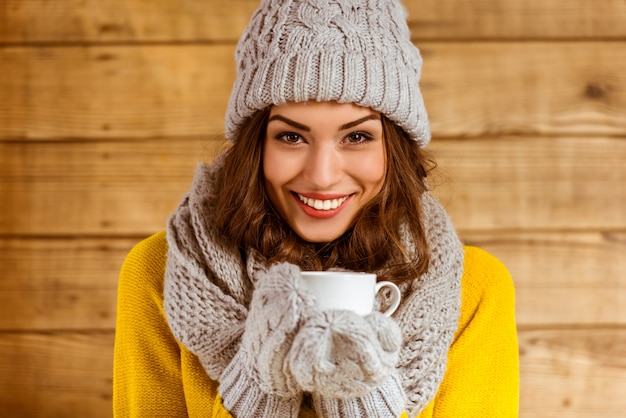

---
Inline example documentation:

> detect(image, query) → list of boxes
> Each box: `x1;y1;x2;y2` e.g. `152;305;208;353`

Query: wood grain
0;45;236;140
430;136;626;230
0;0;258;44
0;331;113;418
0;238;140;331
462;231;626;326
1;42;624;140
0;137;205;235
421;42;626;138
408;0;626;40
519;328;626;418
2;0;625;43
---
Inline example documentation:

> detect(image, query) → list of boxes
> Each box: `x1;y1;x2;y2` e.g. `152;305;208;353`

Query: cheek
262;141;280;188
264;152;289;189
371;154;387;183
263;142;300;199
350;149;386;188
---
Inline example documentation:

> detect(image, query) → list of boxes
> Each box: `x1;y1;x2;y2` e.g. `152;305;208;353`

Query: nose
302;142;342;189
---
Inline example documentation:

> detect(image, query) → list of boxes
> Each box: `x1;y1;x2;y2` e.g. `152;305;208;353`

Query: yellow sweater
114;231;519;417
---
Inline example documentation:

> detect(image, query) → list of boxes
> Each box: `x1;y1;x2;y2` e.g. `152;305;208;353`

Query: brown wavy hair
214;107;435;283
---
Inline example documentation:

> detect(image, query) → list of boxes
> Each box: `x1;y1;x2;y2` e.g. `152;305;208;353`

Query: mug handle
375;281;401;316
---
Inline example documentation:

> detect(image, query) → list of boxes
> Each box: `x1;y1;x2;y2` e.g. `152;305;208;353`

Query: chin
294;228;344;244
298;233;340;243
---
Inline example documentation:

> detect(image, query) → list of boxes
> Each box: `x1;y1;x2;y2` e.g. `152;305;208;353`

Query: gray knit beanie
225;0;431;146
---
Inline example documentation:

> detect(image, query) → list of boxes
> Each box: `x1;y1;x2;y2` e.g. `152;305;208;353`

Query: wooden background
1;0;625;416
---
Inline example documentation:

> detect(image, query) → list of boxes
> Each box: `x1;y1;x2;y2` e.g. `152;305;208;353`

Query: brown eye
344;131;374;144
276;132;303;144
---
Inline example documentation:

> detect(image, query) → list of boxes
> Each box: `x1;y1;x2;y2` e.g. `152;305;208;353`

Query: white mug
299;271;401;316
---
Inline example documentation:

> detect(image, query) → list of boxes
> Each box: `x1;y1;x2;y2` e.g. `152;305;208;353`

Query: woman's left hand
288;309;402;398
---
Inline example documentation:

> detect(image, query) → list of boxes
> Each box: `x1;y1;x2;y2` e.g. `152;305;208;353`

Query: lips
292;192;352;219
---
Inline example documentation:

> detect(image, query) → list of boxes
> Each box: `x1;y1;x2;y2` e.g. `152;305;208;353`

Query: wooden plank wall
1;0;625;416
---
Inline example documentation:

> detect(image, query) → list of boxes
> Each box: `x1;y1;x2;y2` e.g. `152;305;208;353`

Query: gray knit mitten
219;263;315;418
288;310;407;417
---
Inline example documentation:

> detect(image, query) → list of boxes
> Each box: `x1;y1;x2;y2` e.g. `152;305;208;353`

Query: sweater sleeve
113;231;190;416
420;246;519;417
113;232;235;417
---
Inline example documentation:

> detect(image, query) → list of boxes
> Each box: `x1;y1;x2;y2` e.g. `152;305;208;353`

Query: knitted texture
288;310;402;398
219;351;302;418
164;155;251;381
225;0;431;146
217;262;319;417
313;373;407;417
289;310;407;416
394;194;464;415
232;263;316;397
163;157;463;416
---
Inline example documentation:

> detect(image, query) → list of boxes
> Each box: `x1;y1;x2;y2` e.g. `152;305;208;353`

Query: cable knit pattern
163;157;463;417
218;263;317;417
289;310;402;398
289;310;407;417
394;194;464;415
313;373;407;417
225;0;430;145
164;156;252;380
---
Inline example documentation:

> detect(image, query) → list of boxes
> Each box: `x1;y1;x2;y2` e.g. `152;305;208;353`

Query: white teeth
297;194;348;211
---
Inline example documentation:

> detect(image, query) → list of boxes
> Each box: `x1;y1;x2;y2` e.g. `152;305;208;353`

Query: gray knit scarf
164;158;463;416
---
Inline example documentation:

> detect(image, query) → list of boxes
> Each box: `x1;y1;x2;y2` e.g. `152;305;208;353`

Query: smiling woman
214;101;434;278
113;0;519;417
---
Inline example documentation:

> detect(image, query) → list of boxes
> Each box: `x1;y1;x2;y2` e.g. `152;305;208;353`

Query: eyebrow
340;114;380;130
267;115;310;131
267;113;380;132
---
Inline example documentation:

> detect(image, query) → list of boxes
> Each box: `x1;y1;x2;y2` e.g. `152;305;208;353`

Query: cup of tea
299;271;401;316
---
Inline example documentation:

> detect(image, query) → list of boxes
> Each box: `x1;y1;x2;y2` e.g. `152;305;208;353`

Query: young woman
113;0;519;417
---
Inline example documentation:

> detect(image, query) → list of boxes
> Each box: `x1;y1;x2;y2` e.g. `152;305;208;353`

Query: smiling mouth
296;193;350;211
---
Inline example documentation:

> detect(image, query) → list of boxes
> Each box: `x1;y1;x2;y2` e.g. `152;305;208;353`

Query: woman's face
263;101;386;243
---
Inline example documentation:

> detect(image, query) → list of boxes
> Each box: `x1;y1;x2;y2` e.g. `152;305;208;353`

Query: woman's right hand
241;262;317;396
218;262;316;417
